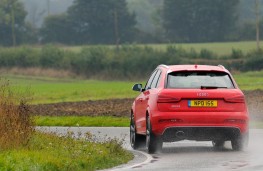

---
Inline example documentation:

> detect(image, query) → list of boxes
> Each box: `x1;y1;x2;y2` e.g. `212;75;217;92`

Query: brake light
224;96;245;103
157;95;180;103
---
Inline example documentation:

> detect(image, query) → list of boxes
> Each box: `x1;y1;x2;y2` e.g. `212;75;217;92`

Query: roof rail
218;64;225;69
158;64;169;68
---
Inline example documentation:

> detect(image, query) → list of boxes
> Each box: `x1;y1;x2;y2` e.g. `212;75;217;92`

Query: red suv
130;65;249;153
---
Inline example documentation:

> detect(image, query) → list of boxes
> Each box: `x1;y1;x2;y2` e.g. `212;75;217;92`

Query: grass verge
35;116;130;127
0;78;33;150
35;116;263;129
0;132;133;171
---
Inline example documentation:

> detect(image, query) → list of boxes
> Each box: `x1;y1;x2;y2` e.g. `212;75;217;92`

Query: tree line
0;0;261;46
0;45;262;79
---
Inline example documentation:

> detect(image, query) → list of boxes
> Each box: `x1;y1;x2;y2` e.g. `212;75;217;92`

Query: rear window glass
166;71;235;89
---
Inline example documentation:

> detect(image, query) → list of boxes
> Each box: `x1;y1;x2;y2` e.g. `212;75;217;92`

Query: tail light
157;95;180;103
224;95;245;103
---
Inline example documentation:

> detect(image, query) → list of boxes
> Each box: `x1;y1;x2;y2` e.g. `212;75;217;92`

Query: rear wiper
201;86;228;89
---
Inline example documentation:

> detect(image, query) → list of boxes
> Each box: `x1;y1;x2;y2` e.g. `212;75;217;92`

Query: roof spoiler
218;64;225;69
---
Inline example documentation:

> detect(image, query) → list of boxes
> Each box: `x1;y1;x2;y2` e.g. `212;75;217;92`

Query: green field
34;116;263;128
35;116;263;129
233;70;263;90
61;41;260;56
137;41;261;56
2;70;263;104
6;75;138;104
11;41;261;56
35;116;129;127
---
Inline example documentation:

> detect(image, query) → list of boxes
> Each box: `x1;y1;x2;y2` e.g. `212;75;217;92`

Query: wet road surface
38;127;263;171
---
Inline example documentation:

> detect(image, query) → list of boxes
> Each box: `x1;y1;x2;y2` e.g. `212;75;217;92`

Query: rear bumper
150;111;249;141
162;126;241;142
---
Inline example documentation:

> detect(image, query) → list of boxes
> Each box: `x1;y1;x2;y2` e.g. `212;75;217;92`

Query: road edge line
107;150;153;170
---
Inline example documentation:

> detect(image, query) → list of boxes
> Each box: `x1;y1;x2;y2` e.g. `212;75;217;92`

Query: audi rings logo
197;92;209;97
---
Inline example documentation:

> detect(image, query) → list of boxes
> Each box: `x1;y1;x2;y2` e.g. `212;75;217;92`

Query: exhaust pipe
176;131;185;139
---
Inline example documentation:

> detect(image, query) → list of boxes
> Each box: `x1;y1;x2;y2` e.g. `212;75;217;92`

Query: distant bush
40;44;65;68
242;49;263;71
0;47;38;67
0;45;262;80
188;48;199;59
231;48;244;59
199;49;217;59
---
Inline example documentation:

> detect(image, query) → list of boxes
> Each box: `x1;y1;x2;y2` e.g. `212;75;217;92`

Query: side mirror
132;83;143;92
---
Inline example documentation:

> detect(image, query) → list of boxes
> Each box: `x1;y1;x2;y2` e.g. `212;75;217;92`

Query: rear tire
146;116;163;154
212;140;225;150
130;113;145;149
231;133;249;151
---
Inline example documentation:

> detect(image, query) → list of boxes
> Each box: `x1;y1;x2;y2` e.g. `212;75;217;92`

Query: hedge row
0;45;262;80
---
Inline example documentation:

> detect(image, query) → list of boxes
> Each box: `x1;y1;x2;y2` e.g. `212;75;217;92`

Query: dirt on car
30;90;263;121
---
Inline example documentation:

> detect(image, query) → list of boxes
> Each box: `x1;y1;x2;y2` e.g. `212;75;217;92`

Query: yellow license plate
188;100;217;107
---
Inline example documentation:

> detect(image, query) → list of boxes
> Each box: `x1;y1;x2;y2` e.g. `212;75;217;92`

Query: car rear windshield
166;71;235;89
